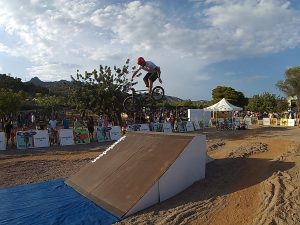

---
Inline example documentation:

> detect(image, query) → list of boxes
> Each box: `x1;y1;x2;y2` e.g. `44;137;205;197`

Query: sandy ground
1;126;299;225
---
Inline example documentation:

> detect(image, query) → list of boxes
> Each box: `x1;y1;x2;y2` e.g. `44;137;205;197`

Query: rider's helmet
137;57;145;66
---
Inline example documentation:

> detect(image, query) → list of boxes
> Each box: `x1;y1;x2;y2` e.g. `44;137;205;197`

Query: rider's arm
157;67;162;83
131;67;141;81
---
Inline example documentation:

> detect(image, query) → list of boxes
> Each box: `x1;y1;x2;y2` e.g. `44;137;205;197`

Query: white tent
204;98;243;111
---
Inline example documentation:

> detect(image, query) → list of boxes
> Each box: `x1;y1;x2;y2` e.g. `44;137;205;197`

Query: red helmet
137;57;145;66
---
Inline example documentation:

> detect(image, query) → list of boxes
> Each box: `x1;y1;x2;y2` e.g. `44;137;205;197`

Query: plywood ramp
66;132;207;218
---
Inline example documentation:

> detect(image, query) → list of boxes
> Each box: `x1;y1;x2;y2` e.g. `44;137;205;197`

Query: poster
162;123;172;133
193;121;201;130
263;118;270;126
270;118;278;126
151;123;162;132
280;118;288;126
0;132;6;150
185;121;195;132
16;130;36;149
177;122;187;132
109;126;122;141
288;119;295;127
33;130;50;148
74;127;90;144
96;126;112;142
59;129;75;146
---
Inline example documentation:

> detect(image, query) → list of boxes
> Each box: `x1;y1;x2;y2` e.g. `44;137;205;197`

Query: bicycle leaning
123;85;165;112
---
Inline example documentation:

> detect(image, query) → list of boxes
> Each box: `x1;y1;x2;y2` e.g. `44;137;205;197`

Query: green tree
0;89;24;116
246;92;287;113
211;86;248;107
276;67;300;117
68;60;131;124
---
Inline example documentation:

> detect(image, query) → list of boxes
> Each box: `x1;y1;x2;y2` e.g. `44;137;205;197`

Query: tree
211;86;248;107
246;92;288;113
68;60;131;125
0;89;24;116
276;67;300;118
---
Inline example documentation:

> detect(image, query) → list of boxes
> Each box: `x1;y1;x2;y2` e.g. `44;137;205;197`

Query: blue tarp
0;179;120;225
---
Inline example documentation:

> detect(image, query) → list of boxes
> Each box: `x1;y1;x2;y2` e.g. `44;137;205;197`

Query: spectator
4;119;13;148
62;117;69;129
87;116;95;140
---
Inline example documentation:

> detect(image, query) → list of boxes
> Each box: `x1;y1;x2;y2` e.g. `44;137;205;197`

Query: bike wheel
123;96;139;112
151;86;165;101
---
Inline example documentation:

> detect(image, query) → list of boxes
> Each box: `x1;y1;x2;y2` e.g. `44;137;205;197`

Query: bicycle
123;85;165;112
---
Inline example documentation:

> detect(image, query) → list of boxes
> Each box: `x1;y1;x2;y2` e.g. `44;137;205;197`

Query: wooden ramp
66;132;207;218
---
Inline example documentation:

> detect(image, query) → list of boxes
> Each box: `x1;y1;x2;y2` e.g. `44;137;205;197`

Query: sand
1;126;299;225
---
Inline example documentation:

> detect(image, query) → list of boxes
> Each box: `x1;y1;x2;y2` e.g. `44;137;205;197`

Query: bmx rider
131;57;162;94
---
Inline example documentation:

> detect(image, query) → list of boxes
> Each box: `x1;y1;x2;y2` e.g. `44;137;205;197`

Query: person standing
87;116;95;141
4;119;13;148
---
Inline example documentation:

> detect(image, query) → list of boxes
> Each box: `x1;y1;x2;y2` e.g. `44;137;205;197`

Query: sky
0;0;300;100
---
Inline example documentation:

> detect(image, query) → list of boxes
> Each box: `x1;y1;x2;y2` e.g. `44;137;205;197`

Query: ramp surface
66;132;196;217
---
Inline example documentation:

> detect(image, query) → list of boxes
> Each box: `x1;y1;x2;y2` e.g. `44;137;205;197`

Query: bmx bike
123;85;165;112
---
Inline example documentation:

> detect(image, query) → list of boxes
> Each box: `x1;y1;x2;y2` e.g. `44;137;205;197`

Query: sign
280;118;288;126
244;117;252;125
177;122;186;132
74;127;90;144
185;121;195;132
59;129;75;146
96;126;112;142
193;121;201;130
33;130;50;148
263;118;270;126
270;118;278;126
109;126;122;141
151;123;162;132
288;119;295;127
162;123;172;133
0;132;6;150
127;124;150;132
16;131;36;149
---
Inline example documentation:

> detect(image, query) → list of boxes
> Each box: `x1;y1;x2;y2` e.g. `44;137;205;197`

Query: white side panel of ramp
125;181;159;217
159;135;206;202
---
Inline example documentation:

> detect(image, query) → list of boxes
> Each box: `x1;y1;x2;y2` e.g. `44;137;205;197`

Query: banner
251;117;258;125
0;132;6;150
151;123;162;132
193;121;201;130
16;131;36;149
96;126;112;142
270;118;278;126
59;129;75;146
244;117;252;125
263;118;270;126
74;127;90;144
127;124;150;132
109;126;122;141
177;122;186;132
288;119;295;126
162;123;172;133
185;121;195;132
280;118;288;126
33;130;50;148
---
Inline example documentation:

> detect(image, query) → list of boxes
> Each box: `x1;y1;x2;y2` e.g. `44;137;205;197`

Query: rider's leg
148;79;153;94
143;73;150;88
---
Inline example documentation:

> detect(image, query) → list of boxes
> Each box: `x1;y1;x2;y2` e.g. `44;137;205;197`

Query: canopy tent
204;98;243;112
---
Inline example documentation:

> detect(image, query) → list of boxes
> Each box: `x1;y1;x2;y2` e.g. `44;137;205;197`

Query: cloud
0;0;300;98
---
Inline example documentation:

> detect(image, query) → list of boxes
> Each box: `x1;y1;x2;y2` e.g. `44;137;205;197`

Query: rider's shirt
139;61;158;73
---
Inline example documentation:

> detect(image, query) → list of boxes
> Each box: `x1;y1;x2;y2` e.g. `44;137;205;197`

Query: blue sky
1;0;300;100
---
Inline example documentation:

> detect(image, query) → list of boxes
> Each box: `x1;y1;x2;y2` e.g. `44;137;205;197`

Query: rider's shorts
143;72;158;82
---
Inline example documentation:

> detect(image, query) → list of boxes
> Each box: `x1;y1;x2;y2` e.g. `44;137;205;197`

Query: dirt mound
228;142;268;158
